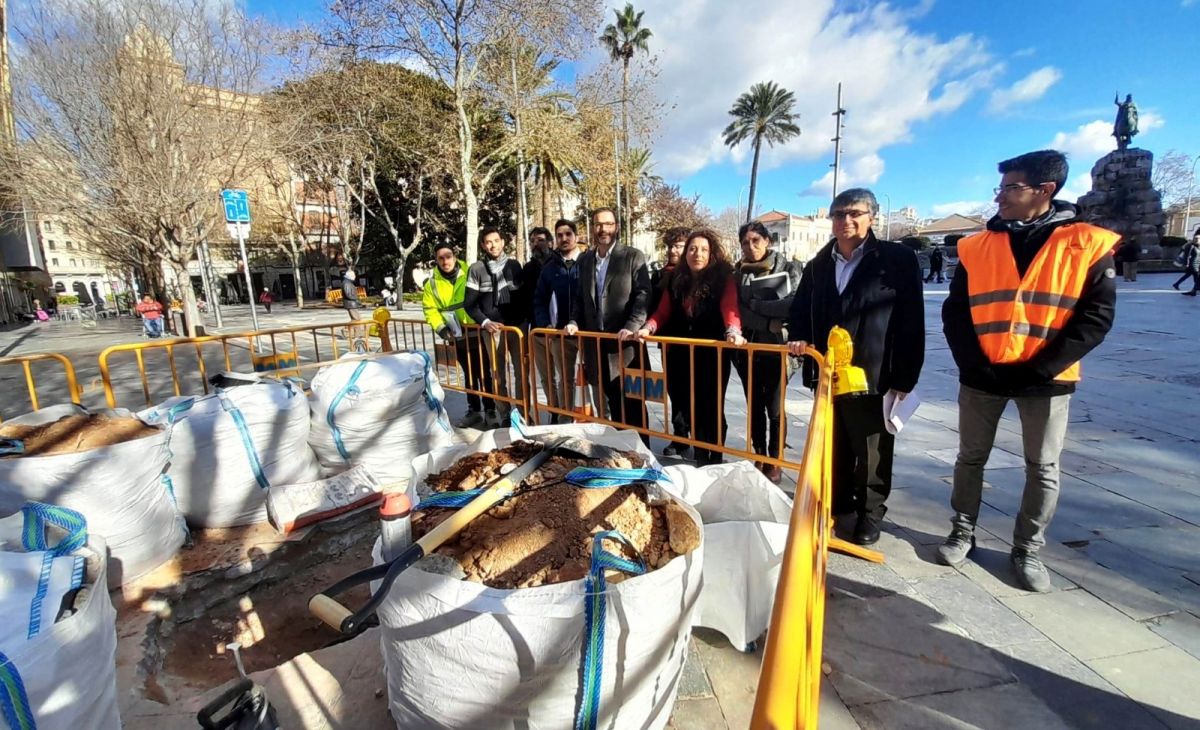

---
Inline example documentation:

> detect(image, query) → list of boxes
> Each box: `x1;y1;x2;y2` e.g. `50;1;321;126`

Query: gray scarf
486;253;512;306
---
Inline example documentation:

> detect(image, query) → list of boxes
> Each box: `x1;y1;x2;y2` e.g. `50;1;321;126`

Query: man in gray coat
565;207;651;435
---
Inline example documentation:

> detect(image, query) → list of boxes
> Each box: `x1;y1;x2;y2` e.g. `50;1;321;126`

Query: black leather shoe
852;515;881;545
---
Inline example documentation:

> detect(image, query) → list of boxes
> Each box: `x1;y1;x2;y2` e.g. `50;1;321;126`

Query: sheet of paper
883;388;921;435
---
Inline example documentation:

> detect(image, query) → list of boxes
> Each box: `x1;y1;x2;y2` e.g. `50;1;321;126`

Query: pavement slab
1087;646;1200;730
848;682;1071;730
995;639;1169;730
1001;588;1169;661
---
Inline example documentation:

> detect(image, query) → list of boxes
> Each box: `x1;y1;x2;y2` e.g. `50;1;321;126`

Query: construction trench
0;351;806;729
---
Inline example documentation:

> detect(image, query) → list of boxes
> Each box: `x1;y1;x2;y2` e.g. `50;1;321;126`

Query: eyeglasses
993;183;1045;196
829;210;870;220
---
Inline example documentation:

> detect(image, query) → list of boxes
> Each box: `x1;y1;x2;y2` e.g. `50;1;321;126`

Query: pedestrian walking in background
1179;232;1200;296
1117;238;1140;282
787;188;925;546
637;229;744;466
136;294;164;338
926;245;945;283
651;227;692;457
565;207;651;440
464;227;526;424
258;287;273;313
939;149;1117;592
422;242;496;429
732;220;800;483
533;219;583;424
342;269;362;320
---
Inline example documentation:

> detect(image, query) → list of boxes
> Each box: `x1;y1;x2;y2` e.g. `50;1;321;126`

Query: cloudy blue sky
246;0;1200;221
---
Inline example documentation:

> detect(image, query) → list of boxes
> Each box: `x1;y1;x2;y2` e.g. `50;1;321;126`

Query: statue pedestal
1077;148;1165;259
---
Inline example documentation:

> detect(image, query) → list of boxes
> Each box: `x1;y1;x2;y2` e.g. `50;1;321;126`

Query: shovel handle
309;594;353;631
307;438;565;635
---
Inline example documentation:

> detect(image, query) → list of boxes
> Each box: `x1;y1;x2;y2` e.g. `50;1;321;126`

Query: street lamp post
883;193;892;240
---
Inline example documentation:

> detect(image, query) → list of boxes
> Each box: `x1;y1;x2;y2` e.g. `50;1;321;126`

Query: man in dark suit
565;207;651;435
787;188;925;545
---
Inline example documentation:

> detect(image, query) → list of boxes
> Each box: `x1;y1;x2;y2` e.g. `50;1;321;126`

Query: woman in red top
635;229;744;465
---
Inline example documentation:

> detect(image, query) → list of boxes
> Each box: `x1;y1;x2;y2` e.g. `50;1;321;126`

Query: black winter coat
788;233;925;394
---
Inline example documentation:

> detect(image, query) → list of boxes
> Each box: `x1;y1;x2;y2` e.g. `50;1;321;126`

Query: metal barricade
97;320;396;409
526;327;797;472
414;320;529;419
0;353;83;421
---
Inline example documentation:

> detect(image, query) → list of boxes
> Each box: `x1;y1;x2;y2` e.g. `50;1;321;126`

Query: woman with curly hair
634;229;745;464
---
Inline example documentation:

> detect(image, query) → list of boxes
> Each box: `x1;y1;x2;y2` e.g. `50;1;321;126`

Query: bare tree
1153;149;1194;209
316;0;600;262
0;0;278;336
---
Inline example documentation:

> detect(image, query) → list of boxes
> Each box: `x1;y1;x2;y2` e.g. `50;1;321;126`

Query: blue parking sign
221;189;251;223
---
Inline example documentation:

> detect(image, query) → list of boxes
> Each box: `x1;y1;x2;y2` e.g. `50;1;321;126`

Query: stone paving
3;275;1200;728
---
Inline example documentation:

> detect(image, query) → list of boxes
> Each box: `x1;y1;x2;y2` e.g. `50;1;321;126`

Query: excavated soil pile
414;441;700;589
0;414;160;456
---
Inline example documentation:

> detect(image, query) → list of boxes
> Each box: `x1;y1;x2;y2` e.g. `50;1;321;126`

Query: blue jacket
533;252;581;328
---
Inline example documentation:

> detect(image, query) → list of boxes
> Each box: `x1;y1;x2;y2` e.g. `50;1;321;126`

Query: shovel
308;434;621;635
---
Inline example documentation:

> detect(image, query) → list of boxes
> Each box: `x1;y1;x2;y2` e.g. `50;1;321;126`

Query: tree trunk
395;254;407;305
170;259;201;337
288;231;305;309
621;58;631;237
747;135;763;223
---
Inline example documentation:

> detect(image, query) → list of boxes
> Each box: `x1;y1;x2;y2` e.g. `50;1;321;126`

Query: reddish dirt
414;441;701;588
161;535;374;688
0;414;160;456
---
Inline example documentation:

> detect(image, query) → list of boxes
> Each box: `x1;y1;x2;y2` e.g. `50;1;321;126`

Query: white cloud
613;0;996;180
802;153;885;198
930;200;990;218
987;66;1062;113
1046;111;1166;201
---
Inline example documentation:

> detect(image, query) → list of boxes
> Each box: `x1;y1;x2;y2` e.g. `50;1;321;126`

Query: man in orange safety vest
937;149;1118;592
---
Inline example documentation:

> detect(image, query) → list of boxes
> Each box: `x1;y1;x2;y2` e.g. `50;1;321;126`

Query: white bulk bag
140;380;321;528
0;405;186;588
378;423;700;729
309;352;455;485
0;504;120;730
665;461;793;650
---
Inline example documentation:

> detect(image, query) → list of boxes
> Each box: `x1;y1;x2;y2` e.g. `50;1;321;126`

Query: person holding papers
787;188;925;545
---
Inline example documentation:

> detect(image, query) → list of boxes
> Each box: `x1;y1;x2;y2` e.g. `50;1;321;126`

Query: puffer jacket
533;251;580;329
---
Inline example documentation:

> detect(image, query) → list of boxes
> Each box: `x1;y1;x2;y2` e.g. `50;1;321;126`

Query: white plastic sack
309;353;456;486
0;405;186;588
0;505;120;730
665;461;793;650
140;380;321;527
379;423;700;729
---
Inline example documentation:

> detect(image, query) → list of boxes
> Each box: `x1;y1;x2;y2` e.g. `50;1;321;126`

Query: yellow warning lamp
828;326;868;398
368;306;391;337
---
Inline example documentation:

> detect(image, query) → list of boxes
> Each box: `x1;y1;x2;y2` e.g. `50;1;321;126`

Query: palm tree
722;81;801;223
599;3;651;233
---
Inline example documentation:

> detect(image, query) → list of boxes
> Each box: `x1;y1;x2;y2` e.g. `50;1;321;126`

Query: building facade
754;210;832;263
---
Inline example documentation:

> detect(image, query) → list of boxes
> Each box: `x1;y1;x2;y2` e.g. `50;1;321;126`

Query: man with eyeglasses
938;149;1118;592
787;188;925;545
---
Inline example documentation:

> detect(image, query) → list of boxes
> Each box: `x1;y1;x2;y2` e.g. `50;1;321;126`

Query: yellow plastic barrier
98;320;394;409
0;353;83;421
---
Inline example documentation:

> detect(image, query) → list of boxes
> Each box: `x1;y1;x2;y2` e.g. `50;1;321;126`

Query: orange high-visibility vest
957;223;1118;382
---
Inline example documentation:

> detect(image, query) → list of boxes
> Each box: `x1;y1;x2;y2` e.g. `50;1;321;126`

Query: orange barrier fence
97;319;398;409
0;353;83;421
417;321;529;419
527;327;797;472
